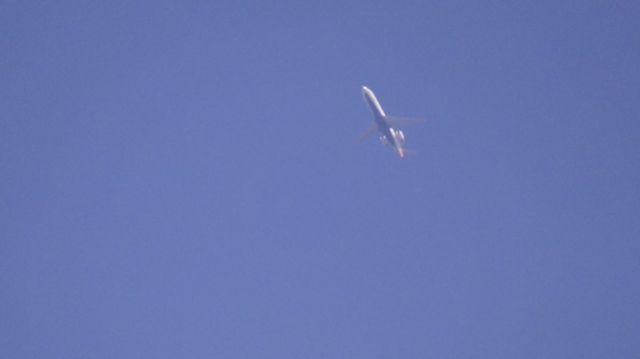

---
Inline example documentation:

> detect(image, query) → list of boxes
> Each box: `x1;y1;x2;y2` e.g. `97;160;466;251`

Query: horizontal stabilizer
403;148;417;155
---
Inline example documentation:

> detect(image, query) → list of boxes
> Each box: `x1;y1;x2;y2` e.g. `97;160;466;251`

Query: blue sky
2;1;639;357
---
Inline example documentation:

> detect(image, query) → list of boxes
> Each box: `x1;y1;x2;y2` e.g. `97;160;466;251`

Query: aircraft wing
385;116;425;127
357;123;378;143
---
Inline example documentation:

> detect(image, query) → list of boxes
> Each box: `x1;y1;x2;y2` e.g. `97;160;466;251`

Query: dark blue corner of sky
2;1;640;357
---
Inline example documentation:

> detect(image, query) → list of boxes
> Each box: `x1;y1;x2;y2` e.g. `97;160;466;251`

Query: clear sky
2;1;639;357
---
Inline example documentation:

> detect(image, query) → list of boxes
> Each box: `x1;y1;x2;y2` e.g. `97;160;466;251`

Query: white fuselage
361;86;406;157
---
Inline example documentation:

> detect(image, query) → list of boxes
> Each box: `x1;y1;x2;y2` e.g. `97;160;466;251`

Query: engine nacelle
396;129;405;143
379;135;389;146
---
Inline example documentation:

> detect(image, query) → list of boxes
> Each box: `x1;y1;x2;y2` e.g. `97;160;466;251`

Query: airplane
360;86;420;158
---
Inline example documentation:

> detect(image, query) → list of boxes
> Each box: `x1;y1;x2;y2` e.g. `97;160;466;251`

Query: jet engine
396;129;405;143
379;135;389;146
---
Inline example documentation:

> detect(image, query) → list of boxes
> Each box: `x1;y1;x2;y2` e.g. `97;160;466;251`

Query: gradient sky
2;1;639;357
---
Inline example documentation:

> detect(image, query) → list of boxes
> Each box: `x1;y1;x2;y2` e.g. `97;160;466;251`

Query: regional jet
360;86;421;158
